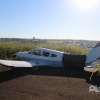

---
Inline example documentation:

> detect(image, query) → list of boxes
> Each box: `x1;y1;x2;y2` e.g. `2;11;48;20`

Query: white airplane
0;41;100;72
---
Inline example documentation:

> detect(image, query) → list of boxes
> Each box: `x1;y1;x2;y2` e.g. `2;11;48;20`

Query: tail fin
86;41;100;64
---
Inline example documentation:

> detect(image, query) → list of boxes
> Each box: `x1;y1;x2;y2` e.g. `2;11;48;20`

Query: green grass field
0;41;88;59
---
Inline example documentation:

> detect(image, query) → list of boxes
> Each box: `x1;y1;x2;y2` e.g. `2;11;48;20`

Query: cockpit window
31;50;42;56
29;49;50;57
51;54;57;57
43;51;50;57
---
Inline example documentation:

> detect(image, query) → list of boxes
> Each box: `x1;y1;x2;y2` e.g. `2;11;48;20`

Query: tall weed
0;41;88;59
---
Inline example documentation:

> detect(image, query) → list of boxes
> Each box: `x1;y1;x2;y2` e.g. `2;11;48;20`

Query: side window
32;50;42;56
43;51;50;57
51;54;57;57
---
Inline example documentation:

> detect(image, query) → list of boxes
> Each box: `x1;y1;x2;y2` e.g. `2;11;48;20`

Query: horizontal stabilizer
84;66;99;72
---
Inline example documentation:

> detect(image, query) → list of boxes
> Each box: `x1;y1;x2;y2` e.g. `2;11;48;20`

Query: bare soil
0;65;100;100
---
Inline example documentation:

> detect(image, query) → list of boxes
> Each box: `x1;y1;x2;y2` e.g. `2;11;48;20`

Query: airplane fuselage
16;48;64;67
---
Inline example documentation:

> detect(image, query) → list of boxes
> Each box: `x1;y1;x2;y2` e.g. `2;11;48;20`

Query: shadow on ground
0;67;100;86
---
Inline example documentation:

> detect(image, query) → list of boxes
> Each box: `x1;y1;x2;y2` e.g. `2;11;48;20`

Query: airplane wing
0;60;48;68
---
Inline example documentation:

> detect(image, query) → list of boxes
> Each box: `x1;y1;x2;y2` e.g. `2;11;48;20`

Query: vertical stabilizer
86;41;100;64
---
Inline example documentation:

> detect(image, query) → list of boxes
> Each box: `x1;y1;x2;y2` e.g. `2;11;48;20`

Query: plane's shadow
0;67;100;86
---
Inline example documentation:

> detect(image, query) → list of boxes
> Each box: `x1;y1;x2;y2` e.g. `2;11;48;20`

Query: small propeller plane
0;41;100;72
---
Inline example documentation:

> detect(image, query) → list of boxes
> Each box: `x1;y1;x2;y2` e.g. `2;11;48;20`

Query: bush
0;41;87;59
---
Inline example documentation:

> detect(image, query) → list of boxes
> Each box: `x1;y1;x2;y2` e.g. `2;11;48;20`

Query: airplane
0;41;100;72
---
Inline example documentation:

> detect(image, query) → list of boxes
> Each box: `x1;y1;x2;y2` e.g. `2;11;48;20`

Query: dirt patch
0;66;100;100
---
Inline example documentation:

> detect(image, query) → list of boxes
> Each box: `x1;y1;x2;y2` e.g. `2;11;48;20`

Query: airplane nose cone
15;52;21;60
12;53;19;60
15;52;28;60
16;52;20;57
12;52;21;60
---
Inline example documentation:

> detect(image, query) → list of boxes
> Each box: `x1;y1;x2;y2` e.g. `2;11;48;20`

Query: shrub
0;41;87;59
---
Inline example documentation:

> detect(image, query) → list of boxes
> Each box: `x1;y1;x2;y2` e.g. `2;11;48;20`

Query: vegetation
0;41;88;59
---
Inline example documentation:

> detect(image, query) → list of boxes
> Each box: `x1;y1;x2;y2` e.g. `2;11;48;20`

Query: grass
0;41;88;59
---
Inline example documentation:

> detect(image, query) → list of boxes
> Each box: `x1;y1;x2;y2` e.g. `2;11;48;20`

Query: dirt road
0;66;100;100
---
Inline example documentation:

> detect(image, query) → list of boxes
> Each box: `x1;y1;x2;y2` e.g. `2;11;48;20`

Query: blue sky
0;0;100;40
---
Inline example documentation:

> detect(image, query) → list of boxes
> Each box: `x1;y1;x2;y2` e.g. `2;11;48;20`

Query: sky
0;0;100;40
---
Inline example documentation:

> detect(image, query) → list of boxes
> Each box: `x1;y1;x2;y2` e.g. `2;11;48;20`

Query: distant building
33;37;35;40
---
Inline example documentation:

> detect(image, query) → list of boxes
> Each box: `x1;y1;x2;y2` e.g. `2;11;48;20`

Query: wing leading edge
0;60;33;67
0;60;48;68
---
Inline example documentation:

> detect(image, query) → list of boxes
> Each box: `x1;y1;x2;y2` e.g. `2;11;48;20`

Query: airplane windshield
29;49;50;57
32;50;42;56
